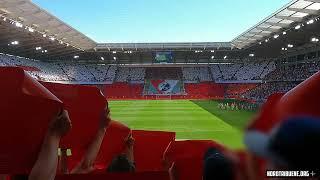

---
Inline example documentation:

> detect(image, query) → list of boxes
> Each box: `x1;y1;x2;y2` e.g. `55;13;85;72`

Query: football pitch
109;100;256;149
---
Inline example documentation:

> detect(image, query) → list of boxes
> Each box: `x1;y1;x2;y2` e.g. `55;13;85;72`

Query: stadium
1;0;320;179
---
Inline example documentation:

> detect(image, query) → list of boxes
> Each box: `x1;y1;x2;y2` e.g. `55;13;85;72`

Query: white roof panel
279;19;295;24
0;0;96;50
266;17;282;23
290;0;313;9
269;26;282;29
306;3;320;10
291;12;309;17
232;0;319;49
277;9;296;16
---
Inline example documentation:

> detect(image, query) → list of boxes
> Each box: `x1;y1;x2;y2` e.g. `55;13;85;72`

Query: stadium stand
145;67;183;80
103;82;144;99
243;82;299;102
265;61;320;81
3;52;316;101
115;67;145;82
224;84;258;98
210;62;276;82
183;67;212;82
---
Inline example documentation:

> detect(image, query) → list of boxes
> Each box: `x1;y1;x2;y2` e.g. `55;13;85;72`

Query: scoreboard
155;52;173;63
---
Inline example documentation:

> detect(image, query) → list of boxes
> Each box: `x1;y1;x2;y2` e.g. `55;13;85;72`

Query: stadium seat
54;172;170;180
131;130;176;172
0;67;63;174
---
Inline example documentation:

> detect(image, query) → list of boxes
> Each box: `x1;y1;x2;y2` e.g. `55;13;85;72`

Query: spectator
203;148;235;180
246;117;320;171
28;109;71;180
61;108;135;174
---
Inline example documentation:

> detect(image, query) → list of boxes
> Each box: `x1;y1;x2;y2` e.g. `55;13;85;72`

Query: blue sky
33;0;291;43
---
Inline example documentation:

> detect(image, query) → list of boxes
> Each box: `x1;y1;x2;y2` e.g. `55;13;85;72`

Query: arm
58;148;69;174
29;110;71;180
124;134;135;163
71;108;111;174
168;162;178;180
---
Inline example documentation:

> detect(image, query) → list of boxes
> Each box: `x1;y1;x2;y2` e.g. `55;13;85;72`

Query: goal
156;94;172;100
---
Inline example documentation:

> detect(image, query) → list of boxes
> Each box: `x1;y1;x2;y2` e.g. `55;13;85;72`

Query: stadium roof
0;0;96;50
232;0;320;49
1;0;320;62
96;42;233;51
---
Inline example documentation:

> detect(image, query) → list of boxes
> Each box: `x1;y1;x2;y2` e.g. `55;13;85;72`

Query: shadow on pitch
190;100;256;131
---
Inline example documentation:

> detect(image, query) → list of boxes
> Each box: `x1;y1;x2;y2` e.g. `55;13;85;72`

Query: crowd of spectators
145;68;183;80
1;53;278;83
0;53;147;83
243;82;299;102
115;67;145;82
182;67;212;82
210;62;276;81
265;62;320;81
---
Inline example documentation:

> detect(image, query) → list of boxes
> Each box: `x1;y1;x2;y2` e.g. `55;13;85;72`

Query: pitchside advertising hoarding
154;52;174;63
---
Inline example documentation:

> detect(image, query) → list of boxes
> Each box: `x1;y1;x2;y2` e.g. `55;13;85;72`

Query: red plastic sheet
58;120;131;172
163;140;226;180
55;172;170;180
247;71;320;134
173;157;203;180
94;121;131;171
0;67;63;174
247;93;285;133
41;82;108;149
41;82;131;170
275;71;320;122
132;130;176;172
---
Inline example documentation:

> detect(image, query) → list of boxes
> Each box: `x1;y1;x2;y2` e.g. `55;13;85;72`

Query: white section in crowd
183;67;212;82
209;62;276;81
0;53;297;84
115;67;146;82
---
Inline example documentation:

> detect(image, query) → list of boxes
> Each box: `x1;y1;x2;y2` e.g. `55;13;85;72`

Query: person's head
203;148;235;180
107;154;135;173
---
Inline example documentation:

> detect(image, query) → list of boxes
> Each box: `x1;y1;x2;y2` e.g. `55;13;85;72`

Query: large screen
155;52;173;63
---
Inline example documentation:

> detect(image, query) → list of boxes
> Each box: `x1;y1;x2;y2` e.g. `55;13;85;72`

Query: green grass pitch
109;100;256;149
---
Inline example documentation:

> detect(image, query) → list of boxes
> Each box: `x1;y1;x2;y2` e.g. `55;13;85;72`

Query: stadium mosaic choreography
1;0;320;179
